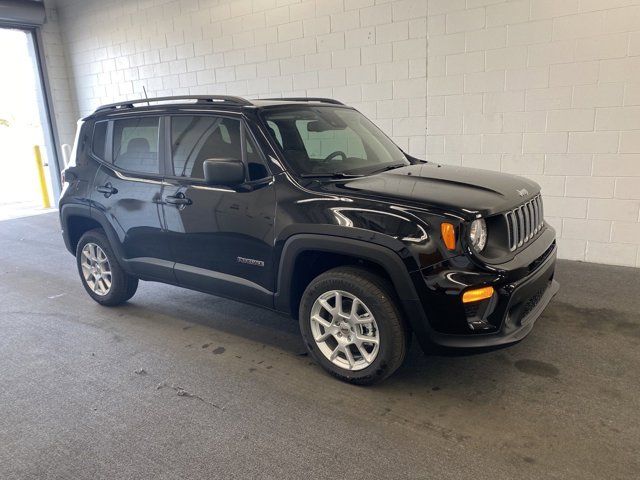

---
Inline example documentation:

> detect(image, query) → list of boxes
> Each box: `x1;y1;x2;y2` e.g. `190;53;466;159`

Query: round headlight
469;219;487;252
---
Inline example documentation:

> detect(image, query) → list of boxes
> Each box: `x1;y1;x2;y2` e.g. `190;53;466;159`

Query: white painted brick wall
47;0;427;159
44;0;640;267
427;0;640;267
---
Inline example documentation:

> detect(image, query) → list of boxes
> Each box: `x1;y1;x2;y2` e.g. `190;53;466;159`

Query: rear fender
59;203;132;275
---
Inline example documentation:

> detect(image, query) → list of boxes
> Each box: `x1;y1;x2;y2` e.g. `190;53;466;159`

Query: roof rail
263;97;345;105
93;95;253;113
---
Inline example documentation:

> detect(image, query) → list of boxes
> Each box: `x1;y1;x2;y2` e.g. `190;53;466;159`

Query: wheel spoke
355;334;379;346
350;298;361;317
318;298;335;315
311;314;331;329
344;346;355;369
334;291;343;315
355;343;372;363
314;330;333;342
329;345;341;361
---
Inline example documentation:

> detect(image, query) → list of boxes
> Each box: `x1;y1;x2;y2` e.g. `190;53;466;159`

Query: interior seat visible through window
170;115;269;182
112;117;160;175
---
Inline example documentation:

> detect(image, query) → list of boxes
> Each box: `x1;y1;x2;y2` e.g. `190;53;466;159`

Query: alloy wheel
309;290;380;371
81;243;112;296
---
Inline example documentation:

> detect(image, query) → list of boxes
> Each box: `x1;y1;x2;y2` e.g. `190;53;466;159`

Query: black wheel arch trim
60;203;89;254
60;203;133;275
274;233;434;351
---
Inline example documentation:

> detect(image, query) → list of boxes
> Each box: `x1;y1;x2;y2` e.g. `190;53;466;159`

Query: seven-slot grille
504;195;544;251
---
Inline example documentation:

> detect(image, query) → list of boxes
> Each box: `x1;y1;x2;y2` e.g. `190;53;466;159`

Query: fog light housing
462;286;497;331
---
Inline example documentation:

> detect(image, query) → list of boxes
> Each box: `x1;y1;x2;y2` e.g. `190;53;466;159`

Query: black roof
92;95;345;115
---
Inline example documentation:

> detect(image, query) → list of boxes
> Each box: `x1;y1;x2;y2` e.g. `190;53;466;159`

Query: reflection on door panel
171;116;241;178
92;165;168;263
163;115;276;294
91;116;171;276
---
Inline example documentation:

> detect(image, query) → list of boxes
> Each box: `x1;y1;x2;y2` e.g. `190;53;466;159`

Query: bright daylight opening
0;28;55;221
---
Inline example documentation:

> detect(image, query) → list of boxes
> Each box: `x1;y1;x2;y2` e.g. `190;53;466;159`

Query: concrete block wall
45;0;640;267
49;0;428;159
427;0;640;267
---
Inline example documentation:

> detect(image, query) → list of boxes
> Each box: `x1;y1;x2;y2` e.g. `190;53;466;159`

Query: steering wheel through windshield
324;150;347;162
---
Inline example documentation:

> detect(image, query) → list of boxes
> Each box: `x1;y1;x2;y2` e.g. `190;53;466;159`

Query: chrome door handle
96;183;117;197
164;194;192;206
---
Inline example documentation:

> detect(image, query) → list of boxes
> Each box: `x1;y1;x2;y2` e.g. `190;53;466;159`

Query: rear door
91;115;173;281
161;113;276;306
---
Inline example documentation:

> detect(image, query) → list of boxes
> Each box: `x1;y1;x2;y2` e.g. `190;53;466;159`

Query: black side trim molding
121;257;176;283
174;262;272;296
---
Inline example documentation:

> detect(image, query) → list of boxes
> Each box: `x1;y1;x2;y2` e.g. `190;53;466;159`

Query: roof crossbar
93;95;253;113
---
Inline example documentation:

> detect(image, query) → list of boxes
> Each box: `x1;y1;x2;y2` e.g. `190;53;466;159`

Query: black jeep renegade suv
59;95;559;384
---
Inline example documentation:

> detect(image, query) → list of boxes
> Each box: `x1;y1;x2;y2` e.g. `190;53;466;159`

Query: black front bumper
418;230;559;348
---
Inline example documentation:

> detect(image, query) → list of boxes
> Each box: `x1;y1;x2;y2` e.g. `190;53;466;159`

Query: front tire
299;266;409;385
76;229;138;306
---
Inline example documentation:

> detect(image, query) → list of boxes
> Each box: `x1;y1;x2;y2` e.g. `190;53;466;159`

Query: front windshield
261;106;409;176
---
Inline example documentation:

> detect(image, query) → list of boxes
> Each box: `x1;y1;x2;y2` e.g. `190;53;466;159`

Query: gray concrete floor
1;213;638;480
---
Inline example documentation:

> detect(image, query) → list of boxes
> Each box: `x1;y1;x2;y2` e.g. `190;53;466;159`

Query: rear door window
112;117;160;174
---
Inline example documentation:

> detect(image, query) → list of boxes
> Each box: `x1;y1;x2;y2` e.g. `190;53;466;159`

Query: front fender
274;233;434;352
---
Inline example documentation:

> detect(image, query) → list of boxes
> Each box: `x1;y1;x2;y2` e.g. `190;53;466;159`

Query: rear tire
299;266;409;385
76;229;138;306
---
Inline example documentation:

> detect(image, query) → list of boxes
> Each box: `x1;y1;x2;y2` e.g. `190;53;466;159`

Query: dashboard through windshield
261;106;409;177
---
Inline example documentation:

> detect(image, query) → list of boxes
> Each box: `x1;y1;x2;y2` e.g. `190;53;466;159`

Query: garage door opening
0;27;59;221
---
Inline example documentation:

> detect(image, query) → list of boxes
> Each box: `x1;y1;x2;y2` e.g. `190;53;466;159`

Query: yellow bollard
33;145;51;209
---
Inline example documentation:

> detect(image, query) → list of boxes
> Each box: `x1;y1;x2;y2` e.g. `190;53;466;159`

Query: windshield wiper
368;163;408;175
299;172;364;179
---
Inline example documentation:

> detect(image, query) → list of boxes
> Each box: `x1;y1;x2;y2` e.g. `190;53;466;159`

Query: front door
161;114;276;307
91;115;173;281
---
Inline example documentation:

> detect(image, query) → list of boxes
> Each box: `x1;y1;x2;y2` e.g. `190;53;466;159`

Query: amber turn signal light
441;222;456;250
462;286;495;304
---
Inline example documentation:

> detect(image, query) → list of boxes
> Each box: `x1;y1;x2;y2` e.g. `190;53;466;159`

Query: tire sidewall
299;274;402;383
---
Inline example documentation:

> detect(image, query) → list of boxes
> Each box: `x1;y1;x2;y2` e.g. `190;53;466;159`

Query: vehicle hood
323;163;540;219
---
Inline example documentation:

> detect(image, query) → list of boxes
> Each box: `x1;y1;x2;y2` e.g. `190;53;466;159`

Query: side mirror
203;159;245;186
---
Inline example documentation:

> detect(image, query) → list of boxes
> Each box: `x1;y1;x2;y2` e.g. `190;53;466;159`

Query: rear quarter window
112;117;160;175
91;121;108;160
